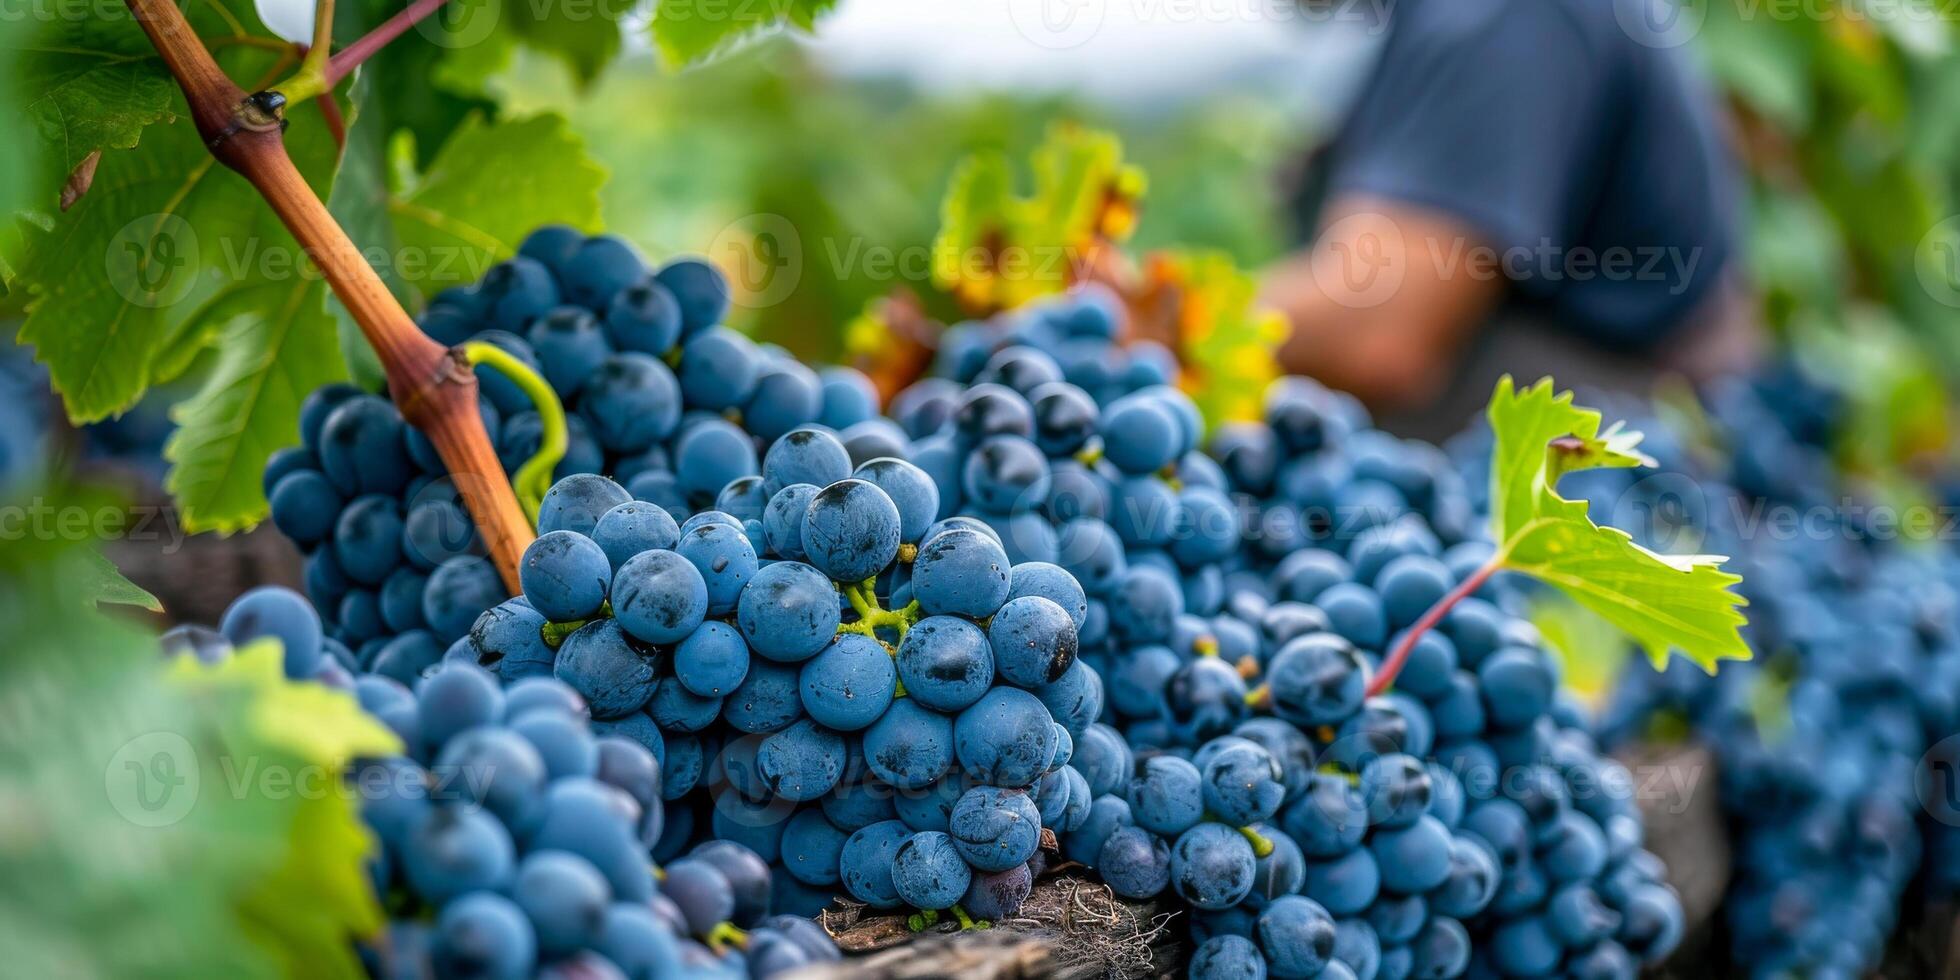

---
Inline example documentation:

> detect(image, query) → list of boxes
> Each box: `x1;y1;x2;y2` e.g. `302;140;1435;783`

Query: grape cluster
893;290;1684;979
1548;363;1960;978
472;429;1099;925
177;584;842;978
264;227;886;672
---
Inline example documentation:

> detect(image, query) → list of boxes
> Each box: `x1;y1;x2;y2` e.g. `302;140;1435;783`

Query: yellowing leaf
1146;249;1290;429
1486;376;1749;673
931;125;1146;314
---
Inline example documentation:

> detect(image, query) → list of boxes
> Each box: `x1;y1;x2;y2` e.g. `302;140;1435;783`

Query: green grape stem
1237;825;1276;858
705;921;748;952
837;581;924;643
1365;558;1499;698
465;340;566;526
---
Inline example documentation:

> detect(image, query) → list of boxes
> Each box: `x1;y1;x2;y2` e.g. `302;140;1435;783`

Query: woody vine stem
121;0;535;591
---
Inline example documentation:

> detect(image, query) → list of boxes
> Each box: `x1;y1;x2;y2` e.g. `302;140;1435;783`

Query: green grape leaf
506;0;635;85
0;553;395;979
79;548;163;611
1528;593;1627;708
152;114;347;533
329;110;604;356
651;0;837;69
387;113;606;294
163;277;348;533
8;0;332;423
0;13;178;212
1485;376;1750;673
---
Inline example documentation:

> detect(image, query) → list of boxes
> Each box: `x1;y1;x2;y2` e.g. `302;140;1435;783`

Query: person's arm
1262;2;1606;409
1262;196;1505;410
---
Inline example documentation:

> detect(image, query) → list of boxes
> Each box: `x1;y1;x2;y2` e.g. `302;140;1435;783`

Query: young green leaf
78;549;163;612
651;0;838;70
0;553;395;979
0;14;179;212
164;277;349;533
1485;375;1749;672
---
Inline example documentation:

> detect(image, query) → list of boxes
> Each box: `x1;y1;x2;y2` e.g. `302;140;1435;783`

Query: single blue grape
737;560;841;662
561;234;646;308
798;633;898;731
512;850;612;957
800;478;902;584
758;718;848;802
1369;814;1453;895
423;556;506;644
578;353;682;454
839;819;912;908
863;698;955;790
220;585;323;679
853;458;940;543
526;306;613;396
591;501;682;572
608;549;709;645
911;528;1011;618
890;830;971;911
673;621;749;697
538;474;634;537
675;516;758;617
948;786;1041;873
520;530;611;622
1201;739;1285;826
962;863;1035;920
553;618;656;719
989;595;1079;688
1171;822;1257;910
400;804;516;903
723;661;803;734
653;257;729;337
894;615;993;712
433;891;537;980
953;687;1057;788
1254;895;1337;979
602;278;684;356
745;361;824;443
1100;394;1183;475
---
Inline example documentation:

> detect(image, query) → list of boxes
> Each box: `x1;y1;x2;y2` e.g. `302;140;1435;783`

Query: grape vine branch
122;0;535;590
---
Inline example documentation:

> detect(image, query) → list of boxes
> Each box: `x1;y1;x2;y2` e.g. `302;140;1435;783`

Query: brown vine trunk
123;0;532;591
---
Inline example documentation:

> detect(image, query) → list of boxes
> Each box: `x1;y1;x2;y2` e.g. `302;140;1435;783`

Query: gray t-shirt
1303;0;1740;352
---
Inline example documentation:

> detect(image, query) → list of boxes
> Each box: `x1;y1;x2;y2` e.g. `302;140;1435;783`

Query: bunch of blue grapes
471;434;1099;925
897;288;1251;744
1537;363;1960;978
265;226;886;672
176;584;841;978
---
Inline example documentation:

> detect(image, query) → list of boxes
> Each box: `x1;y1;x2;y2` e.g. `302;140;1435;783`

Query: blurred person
1263;0;1759;438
